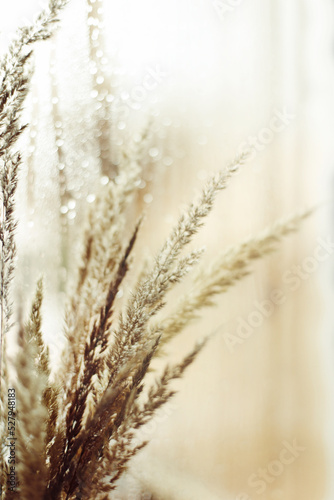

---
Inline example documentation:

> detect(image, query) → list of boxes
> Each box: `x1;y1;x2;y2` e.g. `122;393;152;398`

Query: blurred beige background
2;0;334;499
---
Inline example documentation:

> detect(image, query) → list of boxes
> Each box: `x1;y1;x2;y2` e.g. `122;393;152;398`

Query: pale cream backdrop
1;0;334;499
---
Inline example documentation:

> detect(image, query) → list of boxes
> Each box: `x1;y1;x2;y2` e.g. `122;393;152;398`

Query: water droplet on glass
115;175;124;185
149;147;159;158
144;193;153;204
68;211;76;220
163;156;173;166
87;194;96;203
92;29;99;41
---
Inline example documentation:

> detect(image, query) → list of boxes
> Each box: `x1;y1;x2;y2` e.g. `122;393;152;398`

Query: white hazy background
1;1;334;499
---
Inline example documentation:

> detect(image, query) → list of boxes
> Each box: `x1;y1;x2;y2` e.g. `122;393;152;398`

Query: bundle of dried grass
0;1;312;499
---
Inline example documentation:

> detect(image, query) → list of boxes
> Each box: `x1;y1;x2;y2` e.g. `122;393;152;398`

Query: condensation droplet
149;147;159;158
120;91;129;101
100;176;109;185
92;28;99;41
114;175;124;185
150;106;160;116
143;193;153;204
163;156;173;167
87;194;96;203
97;91;106;102
131;102;141;111
112;156;121;166
68;211;76;220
